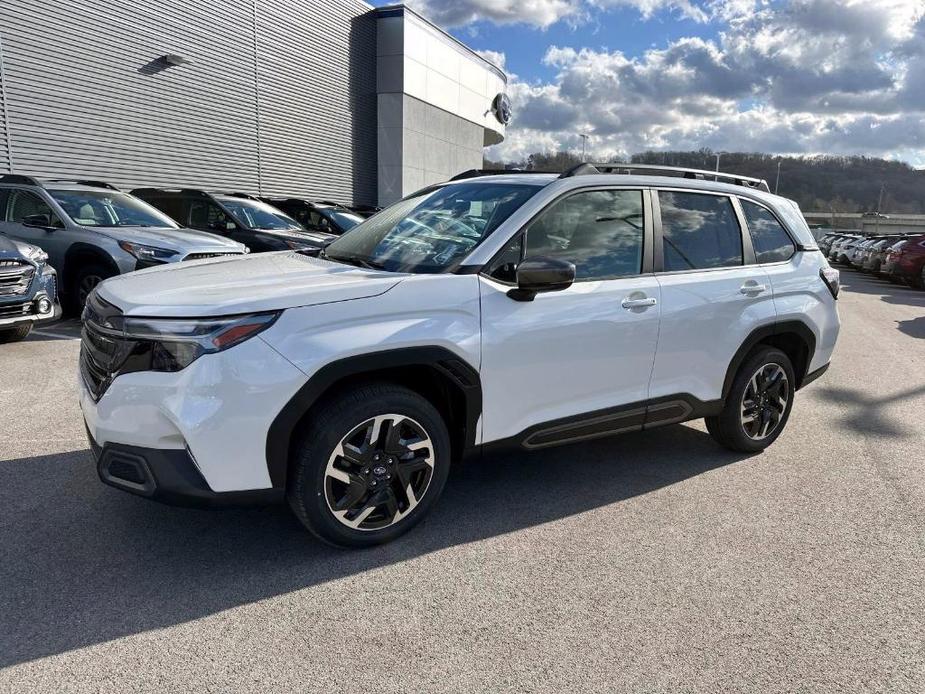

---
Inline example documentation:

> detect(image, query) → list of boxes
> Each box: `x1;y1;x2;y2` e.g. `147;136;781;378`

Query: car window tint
740;199;795;263
8;191;54;223
524;189;644;281
485;233;524;284
658;191;743;271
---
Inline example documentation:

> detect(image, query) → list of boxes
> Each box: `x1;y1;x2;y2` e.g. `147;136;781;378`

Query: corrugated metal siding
0;0;377;204
0;34;11;174
256;0;377;203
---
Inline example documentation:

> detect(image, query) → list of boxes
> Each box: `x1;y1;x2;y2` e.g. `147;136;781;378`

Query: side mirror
507;256;576;302
23;214;55;230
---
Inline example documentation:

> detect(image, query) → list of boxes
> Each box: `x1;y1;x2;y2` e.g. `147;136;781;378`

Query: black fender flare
63;243;120;288
721;320;816;398
265;346;482;488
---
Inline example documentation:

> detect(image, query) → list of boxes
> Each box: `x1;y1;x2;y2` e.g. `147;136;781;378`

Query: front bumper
79;333;308;495
0;265;60;327
87;427;283;506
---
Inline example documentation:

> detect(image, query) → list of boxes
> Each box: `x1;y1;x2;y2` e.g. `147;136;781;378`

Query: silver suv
0;176;248;310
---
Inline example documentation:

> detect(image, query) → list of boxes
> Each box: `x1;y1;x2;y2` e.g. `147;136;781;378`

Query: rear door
648;189;776;405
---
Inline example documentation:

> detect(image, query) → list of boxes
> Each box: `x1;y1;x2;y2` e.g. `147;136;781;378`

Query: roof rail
559;163;599;178
449;168;555;181
47;179;119;191
225;192;260;201
588;163;771;192
130;187;212;199
0;174;42;186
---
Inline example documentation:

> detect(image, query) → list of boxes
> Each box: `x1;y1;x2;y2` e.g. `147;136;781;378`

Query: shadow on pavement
0;424;749;667
814;383;925;438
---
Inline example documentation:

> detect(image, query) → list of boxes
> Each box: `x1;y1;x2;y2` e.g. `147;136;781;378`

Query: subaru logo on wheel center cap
373;465;387;476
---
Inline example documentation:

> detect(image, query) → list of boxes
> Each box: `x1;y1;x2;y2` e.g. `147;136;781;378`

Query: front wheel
287;383;451;547
70;263;116;314
706;347;795;453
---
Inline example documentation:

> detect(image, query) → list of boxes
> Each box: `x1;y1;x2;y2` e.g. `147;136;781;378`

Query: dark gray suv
0;233;59;342
0;176;248;310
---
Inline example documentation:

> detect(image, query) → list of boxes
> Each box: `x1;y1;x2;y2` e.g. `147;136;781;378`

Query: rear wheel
0;323;32;343
707;347;795;453
287;383;451;547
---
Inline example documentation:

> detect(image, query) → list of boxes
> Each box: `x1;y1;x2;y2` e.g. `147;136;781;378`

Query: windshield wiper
323;251;386;270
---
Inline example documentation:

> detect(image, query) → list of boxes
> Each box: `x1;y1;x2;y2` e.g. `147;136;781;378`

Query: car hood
92;226;247;253
0;234;24;258
96;251;404;316
0;233;36;260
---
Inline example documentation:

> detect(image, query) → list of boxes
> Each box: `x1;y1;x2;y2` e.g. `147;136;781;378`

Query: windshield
323;182;541;273
218;198;303;231
49;189;179;228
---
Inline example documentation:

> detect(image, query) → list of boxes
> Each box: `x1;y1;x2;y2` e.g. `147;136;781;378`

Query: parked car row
0;174;371;337
819;231;925;287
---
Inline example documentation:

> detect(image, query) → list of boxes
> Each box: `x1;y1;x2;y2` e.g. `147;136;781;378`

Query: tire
706;347;795;454
914;266;925;290
0;323;32;343
287;382;451;548
69;263;116;313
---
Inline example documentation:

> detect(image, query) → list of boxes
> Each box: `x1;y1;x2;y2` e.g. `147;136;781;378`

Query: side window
739;200;795;263
8;191;60;226
523;189;645;281
145;196;186;225
190;201;231;231
658;191;743;271
485;233;523;283
0;189;9;219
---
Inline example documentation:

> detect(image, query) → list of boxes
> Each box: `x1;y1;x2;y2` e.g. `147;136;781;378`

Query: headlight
121;312;279;371
24;246;48;265
118;240;179;261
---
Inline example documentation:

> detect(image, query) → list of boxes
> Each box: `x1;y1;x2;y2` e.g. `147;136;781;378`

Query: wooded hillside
484;150;925;213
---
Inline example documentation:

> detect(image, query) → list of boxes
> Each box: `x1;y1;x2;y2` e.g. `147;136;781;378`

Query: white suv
79;164;841;547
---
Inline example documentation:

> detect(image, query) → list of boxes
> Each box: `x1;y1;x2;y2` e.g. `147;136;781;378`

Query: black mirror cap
22;213;54;229
507;256;576;301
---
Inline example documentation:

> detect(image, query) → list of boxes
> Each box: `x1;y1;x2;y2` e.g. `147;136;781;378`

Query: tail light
819;267;840;299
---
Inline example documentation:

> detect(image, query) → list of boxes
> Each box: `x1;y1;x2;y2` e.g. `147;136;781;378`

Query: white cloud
408;0;584;28
484;0;925;163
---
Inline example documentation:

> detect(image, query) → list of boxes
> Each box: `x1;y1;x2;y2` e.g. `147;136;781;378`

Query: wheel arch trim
63;242;120;287
265;346;482;488
722;320;816;398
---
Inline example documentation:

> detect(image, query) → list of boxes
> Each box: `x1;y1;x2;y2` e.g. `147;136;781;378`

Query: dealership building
0;1;507;206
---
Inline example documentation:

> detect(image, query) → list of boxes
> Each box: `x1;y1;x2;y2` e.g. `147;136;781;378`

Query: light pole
876;183;885;234
579;133;590;162
774;160;781;194
715;152;721;175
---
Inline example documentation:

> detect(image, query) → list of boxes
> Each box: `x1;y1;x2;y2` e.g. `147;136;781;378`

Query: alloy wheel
324;414;435;531
740;363;790;440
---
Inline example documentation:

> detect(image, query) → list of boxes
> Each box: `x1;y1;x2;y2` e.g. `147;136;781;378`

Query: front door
479;188;661;446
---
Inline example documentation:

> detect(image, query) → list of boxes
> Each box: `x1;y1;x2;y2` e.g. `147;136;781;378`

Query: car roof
456;172;789;206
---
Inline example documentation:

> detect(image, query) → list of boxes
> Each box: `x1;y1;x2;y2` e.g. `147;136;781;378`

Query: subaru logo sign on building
491;93;512;125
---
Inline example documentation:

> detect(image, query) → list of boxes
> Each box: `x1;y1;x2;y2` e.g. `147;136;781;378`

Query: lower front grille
0;301;33;319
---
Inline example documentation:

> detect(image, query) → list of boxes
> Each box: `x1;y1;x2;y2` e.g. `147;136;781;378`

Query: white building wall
376;5;507;205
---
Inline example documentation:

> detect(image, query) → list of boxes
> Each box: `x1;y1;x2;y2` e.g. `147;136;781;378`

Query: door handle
621;296;657;309
740;282;768;294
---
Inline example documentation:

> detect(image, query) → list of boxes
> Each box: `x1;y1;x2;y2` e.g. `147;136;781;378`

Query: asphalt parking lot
1;271;923;693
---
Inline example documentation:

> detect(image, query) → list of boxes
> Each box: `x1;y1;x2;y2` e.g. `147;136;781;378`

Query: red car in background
882;234;925;287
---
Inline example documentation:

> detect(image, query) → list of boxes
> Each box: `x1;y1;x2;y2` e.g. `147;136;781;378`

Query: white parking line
31;329;80;340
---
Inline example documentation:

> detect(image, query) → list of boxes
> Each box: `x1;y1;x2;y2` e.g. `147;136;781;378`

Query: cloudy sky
386;0;925;165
